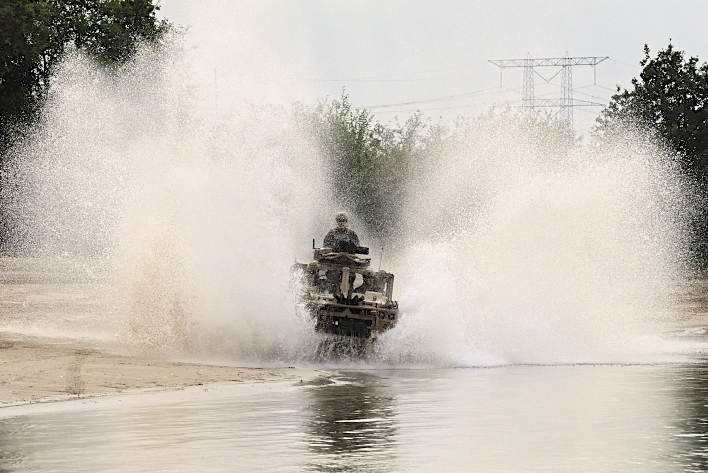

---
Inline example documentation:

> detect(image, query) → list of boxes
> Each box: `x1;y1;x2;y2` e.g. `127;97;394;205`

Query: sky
158;0;708;135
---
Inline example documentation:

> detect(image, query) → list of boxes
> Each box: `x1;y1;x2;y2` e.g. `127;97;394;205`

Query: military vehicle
292;241;399;339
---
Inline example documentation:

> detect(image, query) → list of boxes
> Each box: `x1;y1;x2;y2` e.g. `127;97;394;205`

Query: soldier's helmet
335;212;348;227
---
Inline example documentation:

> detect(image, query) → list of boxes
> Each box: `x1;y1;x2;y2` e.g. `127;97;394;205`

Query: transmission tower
488;55;609;128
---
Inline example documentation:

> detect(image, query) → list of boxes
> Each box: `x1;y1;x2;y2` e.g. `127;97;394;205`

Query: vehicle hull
293;248;399;341
312;301;398;338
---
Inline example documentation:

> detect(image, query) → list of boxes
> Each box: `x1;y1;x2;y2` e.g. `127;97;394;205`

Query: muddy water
3;257;708;471
2;363;708;473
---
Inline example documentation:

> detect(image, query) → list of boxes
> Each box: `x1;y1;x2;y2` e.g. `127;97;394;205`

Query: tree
55;0;168;64
595;43;708;176
296;92;431;240
0;0;168;152
595;43;708;266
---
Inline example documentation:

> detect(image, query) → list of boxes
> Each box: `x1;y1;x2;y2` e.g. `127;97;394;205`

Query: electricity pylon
488;55;609;128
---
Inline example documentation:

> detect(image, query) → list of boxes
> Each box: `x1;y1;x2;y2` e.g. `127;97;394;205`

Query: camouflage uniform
323;228;360;251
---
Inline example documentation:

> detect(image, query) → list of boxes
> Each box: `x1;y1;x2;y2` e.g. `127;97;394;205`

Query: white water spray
2;42;335;359
379;117;695;366
1;40;697;366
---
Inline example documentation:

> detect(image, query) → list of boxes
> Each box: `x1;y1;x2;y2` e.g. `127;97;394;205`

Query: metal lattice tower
488;55;609;128
560;57;573;126
522;58;535;112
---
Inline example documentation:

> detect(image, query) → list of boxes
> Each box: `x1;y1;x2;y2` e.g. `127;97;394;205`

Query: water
2;364;708;473
0;28;706;473
0;46;332;359
0;47;697;365
0;27;699;366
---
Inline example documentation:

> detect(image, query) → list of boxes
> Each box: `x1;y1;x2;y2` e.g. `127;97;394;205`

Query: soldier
323;212;360;252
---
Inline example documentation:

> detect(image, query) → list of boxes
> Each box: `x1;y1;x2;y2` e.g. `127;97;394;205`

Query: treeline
294;98;438;240
300;43;708;261
295;95;575;242
1;4;707;261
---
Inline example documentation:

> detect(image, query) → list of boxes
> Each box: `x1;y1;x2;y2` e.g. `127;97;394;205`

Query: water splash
378;117;696;366
1;42;332;359
1;42;699;366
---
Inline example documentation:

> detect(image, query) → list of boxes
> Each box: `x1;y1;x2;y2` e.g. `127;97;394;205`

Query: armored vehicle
292;242;399;339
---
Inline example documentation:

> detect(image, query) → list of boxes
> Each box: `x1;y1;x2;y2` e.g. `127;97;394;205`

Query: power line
373;101;510;114
489;56;610;68
488;55;610;129
301;65;487;83
592;83;619;93
364;86;508;109
309;77;440;83
372;94;523;115
370;81;610;117
573;89;609;102
371;82;567;115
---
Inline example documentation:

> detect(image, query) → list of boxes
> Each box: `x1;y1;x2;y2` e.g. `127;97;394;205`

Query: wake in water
0;40;700;366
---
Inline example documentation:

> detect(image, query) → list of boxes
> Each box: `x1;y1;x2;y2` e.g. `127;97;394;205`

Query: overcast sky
159;0;708;134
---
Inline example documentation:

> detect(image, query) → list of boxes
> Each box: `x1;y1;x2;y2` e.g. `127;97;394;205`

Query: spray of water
1;40;697;366
2;41;335;360
378;116;696;366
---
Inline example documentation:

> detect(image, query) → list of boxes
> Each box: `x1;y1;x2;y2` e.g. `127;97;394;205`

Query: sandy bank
0;333;318;407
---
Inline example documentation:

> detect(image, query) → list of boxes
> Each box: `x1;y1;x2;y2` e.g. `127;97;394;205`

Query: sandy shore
0;332;318;407
0;257;324;408
2;256;707;409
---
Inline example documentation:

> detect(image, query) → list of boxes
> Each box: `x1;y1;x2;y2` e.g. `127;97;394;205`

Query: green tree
595;43;708;175
0;0;168;151
297;92;431;240
296;93;578;242
595;43;708;266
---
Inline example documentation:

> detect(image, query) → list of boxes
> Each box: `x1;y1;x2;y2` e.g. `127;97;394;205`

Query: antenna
378;246;384;271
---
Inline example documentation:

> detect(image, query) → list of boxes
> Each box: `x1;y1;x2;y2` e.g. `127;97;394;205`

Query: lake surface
2;363;708;473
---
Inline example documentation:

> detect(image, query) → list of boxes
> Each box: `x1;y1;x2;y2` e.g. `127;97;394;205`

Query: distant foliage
595;43;708;177
296;93;576;242
296;93;439;239
0;0;169;152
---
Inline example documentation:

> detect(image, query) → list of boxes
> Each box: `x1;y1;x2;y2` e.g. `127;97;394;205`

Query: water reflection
2;365;708;472
667;364;708;471
0;400;208;472
305;373;397;472
0;421;28;472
